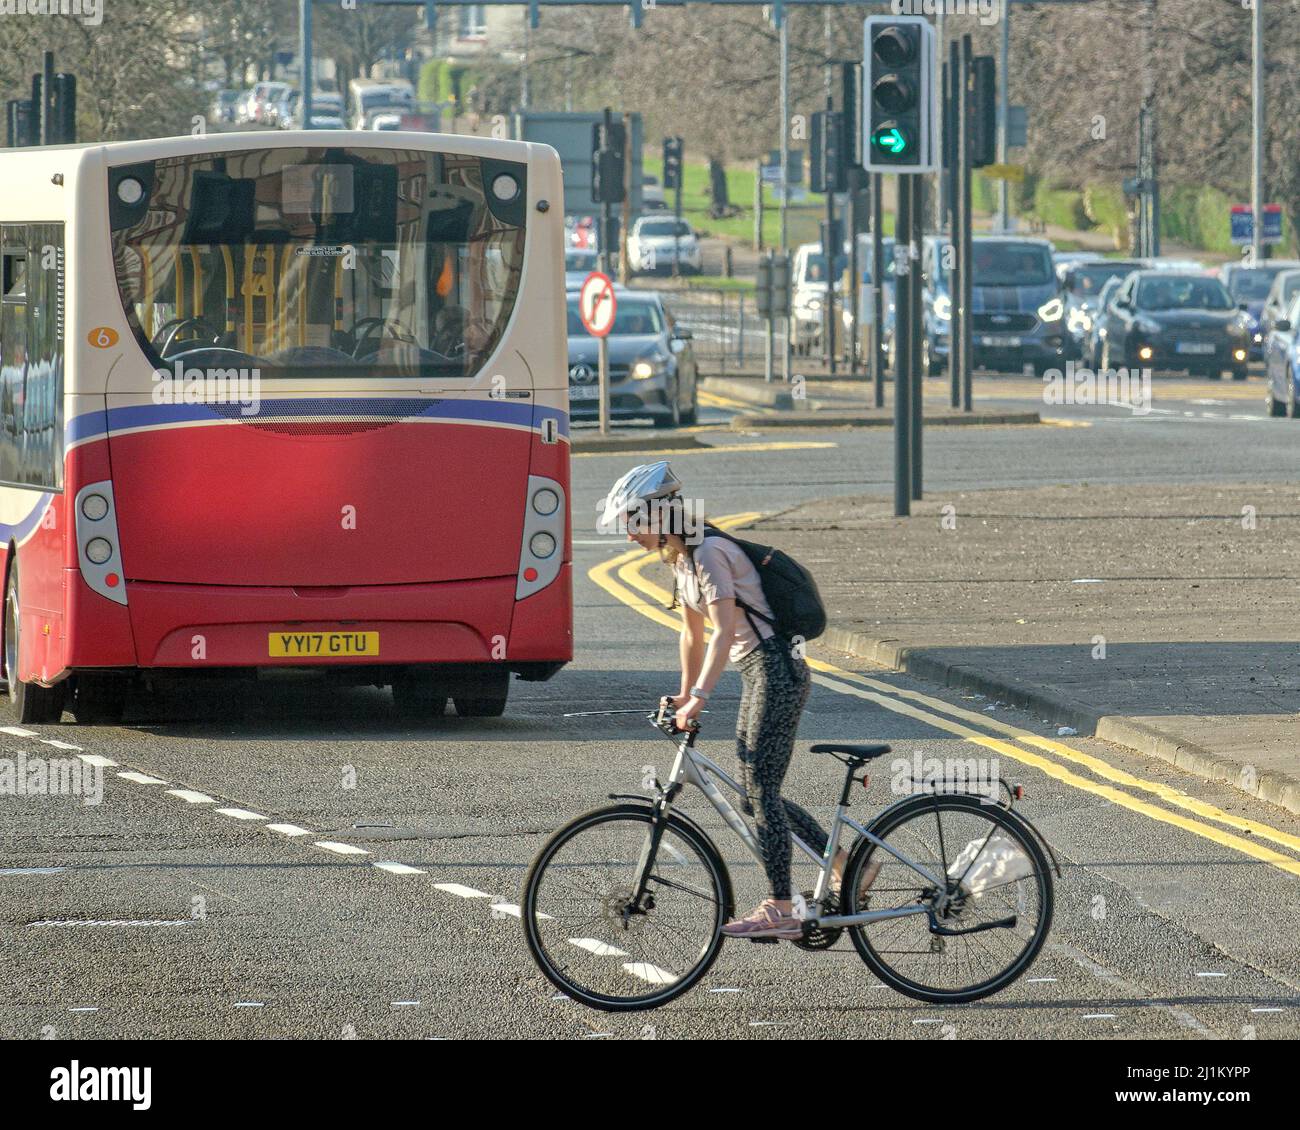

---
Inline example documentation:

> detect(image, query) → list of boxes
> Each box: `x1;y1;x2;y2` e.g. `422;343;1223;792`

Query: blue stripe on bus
66;398;570;444
0;493;53;544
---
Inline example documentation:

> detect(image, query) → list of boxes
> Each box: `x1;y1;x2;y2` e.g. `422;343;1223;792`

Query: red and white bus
0;131;571;723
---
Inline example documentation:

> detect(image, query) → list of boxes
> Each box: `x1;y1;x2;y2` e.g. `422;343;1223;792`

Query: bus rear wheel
452;670;510;718
4;564;67;724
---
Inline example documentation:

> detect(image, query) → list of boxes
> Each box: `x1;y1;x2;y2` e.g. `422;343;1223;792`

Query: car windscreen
567;297;664;336
1228;268;1285;301
972;243;1054;287
637;220;689;238
804;254;848;283
1067;263;1141;296
110;145;527;379
1135;276;1233;311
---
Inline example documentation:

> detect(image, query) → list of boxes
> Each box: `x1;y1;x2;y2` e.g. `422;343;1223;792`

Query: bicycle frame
650;726;943;931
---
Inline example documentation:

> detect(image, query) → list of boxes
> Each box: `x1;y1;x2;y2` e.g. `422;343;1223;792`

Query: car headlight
632;360;656;379
807;298;822;311
1134;316;1163;335
1037;297;1065;322
933;296;951;321
1068;309;1091;333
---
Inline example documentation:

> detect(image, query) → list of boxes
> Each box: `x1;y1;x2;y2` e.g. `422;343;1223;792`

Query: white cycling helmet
600;461;683;529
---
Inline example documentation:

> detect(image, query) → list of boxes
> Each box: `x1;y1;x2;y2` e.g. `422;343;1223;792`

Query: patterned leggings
735;637;827;900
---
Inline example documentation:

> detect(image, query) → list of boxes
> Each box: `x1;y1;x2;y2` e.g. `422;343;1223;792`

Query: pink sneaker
720;899;804;940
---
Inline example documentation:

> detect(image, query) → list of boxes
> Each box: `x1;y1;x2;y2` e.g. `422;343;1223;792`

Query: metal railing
657;287;787;373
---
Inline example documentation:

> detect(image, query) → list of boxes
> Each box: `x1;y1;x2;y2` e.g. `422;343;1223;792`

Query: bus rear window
109;146;527;379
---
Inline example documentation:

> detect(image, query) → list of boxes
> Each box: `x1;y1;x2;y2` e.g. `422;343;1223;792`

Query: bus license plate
268;631;379;657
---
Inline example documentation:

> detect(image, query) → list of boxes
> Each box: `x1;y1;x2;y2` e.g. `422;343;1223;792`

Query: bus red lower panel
507;563;573;663
124;576;519;667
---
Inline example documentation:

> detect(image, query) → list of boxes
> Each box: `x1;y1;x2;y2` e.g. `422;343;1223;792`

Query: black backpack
687;524;827;642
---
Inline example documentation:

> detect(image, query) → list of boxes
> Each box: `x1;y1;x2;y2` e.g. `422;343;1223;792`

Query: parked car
1093;270;1250;379
968;236;1076;374
565;287;698;427
627;216;702;275
1259;268;1300;344
1218;260;1300;359
1263;292;1300;416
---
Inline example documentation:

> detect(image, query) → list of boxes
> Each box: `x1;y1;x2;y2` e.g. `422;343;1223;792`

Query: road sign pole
779;12;791;384
894;173;913;518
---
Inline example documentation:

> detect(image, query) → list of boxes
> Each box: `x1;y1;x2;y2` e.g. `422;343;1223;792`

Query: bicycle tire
521;802;734;1012
843;793;1053;1004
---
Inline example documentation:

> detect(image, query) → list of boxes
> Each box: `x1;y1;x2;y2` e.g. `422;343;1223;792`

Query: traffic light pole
947;40;960;409
871;173;884;408
909;173;923;501
599;107;613;436
960;36;974;413
894;174;913;519
823;98;838;376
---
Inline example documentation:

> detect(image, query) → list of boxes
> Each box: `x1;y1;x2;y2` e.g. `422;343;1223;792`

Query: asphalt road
3;374;1298;1039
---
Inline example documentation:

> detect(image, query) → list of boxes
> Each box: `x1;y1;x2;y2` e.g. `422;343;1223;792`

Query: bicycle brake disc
791;891;843;951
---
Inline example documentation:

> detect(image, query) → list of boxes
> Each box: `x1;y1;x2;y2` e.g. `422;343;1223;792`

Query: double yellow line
589;515;1300;878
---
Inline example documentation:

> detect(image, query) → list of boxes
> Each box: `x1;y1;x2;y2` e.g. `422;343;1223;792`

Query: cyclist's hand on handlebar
674;695;705;733
661;693;689;711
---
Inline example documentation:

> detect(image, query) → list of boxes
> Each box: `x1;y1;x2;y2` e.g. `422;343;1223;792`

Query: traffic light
863;14;937;174
810;110;847;194
51;73;76;144
970;55;996;168
756;252;792;320
841;62;863;170
662;136;683;190
591;119;626;204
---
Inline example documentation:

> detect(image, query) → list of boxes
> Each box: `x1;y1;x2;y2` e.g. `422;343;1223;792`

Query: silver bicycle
522;705;1058;1012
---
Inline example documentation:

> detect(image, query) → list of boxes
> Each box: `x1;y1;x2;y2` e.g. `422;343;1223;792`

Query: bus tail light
75;481;127;606
517;475;565;600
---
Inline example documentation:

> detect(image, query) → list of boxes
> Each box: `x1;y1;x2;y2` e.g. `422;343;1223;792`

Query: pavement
739;482;1300;815
702;373;1042;428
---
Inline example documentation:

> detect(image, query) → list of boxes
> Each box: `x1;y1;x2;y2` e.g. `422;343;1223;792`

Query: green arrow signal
873;127;908;155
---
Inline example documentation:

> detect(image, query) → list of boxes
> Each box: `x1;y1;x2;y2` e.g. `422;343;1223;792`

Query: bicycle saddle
809;742;892;761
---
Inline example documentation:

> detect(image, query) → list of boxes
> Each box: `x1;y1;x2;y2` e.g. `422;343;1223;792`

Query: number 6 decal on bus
88;326;119;348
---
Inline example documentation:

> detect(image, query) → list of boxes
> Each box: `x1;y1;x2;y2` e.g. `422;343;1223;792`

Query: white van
791;241;848;355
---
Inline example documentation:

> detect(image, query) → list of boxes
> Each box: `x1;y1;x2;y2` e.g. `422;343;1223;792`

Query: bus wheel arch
3;550;68;724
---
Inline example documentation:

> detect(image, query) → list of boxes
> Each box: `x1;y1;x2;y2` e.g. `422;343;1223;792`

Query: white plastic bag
948;830;1032;898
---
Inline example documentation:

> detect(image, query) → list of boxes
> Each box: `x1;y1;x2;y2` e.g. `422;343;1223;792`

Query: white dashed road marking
373;862;426;876
266;823;311;837
214;807;267;821
433;882;491;899
40;739;83;750
314;841;370;856
167;789;214;804
621;962;677;986
568;938;629;958
117;771;166;785
76;754;116;768
0;725;38;736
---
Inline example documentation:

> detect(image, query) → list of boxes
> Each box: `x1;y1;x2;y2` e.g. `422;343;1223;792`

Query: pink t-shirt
674;536;776;662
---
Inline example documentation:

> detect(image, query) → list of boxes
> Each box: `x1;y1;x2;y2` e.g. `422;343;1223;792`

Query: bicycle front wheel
843;793;1053;1004
521;803;734;1011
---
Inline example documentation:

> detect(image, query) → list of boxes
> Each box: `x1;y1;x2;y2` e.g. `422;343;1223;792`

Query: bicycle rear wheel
843;793;1053;1004
521;803;733;1011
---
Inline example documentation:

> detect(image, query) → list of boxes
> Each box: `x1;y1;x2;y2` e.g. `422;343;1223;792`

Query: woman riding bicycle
603;461;857;940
